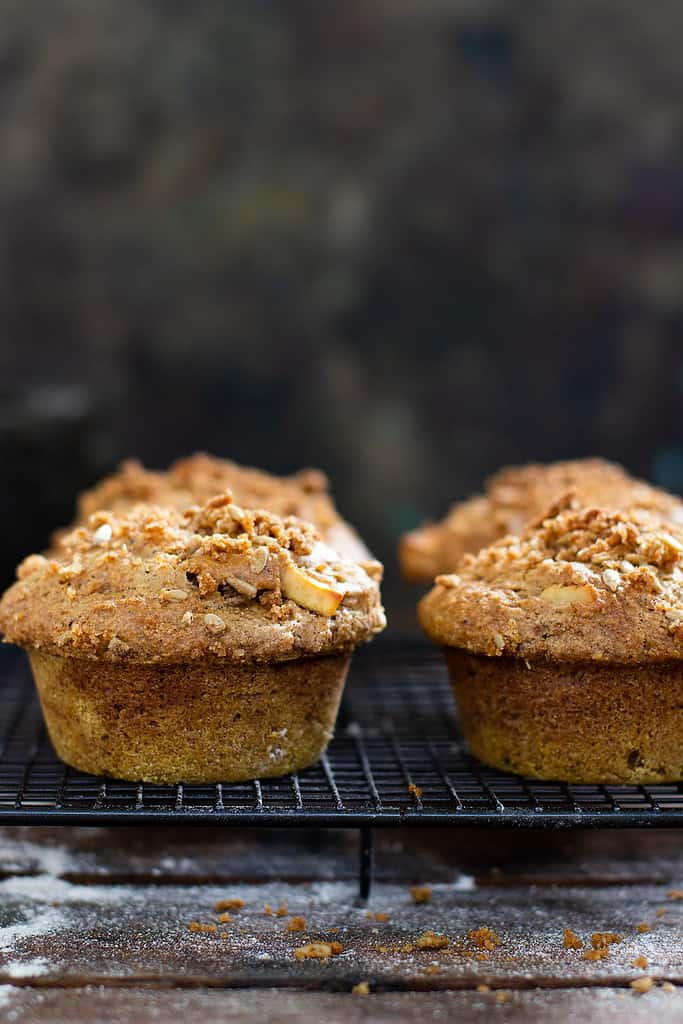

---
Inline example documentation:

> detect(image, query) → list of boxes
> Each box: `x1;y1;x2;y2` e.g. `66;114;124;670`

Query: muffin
419;499;683;783
0;492;385;783
401;457;683;581
67;452;370;562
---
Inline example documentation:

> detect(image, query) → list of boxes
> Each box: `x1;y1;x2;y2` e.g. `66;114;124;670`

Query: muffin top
401;458;683;581
70;453;370;562
1;493;385;665
419;499;683;663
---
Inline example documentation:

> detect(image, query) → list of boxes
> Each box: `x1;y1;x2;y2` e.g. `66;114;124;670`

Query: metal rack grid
1;645;682;896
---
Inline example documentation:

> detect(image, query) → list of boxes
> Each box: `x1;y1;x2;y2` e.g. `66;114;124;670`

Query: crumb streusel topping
402;458;683;580
1;492;385;664
71;453;370;562
419;499;683;662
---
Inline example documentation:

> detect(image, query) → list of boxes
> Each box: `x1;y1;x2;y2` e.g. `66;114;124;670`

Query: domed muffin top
70;453;369;562
419;499;683;663
401;457;683;581
1;492;385;665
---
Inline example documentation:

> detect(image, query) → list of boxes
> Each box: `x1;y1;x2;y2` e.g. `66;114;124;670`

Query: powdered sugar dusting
2;958;48;978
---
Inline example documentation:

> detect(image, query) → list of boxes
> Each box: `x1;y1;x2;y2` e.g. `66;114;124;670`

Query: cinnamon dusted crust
401;457;683;581
419;502;683;663
0;492;385;665
71;452;370;562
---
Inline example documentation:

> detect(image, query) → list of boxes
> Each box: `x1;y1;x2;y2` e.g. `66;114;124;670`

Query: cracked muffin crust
70;452;370;562
0;493;385;783
419;502;683;783
401;457;683;582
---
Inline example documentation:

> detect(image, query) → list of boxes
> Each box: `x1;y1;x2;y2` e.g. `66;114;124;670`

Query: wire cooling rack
1;644;682;895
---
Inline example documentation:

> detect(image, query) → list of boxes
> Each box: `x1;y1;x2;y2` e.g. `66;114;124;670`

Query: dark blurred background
2;0;683;629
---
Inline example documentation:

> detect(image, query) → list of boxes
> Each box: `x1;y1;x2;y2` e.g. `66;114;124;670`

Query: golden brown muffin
419;500;683;783
400;457;683;581
68;452;370;562
0;493;385;783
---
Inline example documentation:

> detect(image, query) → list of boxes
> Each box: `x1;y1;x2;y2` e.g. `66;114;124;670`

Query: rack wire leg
358;827;374;902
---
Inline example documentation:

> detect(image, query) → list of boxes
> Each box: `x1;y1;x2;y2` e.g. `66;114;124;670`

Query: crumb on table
294;942;343;960
468;926;502;951
583;948;610;962
591;932;622;950
563;928;584;950
630;977;655;994
214;898;245;912
416;931;449;950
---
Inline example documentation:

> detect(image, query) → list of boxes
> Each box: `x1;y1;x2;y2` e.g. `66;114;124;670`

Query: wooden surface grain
0;826;679;1022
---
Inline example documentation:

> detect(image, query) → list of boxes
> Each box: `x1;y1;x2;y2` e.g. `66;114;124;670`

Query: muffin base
28;649;350;783
444;649;683;783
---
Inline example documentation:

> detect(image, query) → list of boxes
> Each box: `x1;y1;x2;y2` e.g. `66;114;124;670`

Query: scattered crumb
408;783;423;798
275;902;289;917
591;932;622;950
264;904;273;916
417;931;449;950
352;981;370;996
410;886;432;905
584;945;608;962
636;923;651;934
475;953;488;962
424;964;440;975
219;932;228;939
632;956;648;969
294;942;343;960
662;982;676;993
666;890;683;900
477;984;490;993
468;927;502;951
214;898;245;912
656;908;667;918
286;916;307;933
50;901;62;908
563;928;584;950
495;991;511;1003
217;912;232;924
329;927;340;934
400;943;415;954
366;911;389;922
630;977;655;994
187;922;217;934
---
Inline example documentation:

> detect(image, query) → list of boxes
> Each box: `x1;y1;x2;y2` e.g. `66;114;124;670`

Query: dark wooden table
0;825;680;1022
